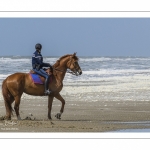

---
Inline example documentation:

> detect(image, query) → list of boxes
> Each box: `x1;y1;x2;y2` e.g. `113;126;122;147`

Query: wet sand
1;94;150;132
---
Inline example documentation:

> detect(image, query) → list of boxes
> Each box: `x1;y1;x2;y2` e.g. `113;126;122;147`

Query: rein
53;68;76;75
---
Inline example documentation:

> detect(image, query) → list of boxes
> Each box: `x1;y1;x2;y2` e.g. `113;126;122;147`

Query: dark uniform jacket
32;51;51;70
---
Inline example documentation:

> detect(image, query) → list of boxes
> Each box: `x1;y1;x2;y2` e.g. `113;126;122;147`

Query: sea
0;56;150;84
0;56;150;101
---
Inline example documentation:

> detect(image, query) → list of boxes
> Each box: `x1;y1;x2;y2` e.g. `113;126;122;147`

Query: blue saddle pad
30;73;43;84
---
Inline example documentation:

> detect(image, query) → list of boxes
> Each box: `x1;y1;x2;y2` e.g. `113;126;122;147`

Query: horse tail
2;78;14;115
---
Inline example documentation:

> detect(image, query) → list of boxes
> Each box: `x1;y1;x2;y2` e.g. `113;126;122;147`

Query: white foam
0;57;30;63
0;74;9;78
80;57;112;62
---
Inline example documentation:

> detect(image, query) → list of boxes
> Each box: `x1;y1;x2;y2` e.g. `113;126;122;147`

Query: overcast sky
1;18;150;57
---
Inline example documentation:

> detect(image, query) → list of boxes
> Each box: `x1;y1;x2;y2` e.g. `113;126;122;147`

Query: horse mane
53;54;79;68
59;54;79;61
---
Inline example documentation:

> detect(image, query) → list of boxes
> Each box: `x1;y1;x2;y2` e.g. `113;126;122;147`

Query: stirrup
44;89;51;95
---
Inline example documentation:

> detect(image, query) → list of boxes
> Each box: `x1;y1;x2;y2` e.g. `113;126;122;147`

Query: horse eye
74;62;78;65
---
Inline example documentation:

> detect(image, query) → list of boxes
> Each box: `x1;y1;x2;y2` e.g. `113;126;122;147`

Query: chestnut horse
2;53;82;120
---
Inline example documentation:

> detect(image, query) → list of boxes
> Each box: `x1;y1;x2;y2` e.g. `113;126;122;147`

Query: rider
32;43;52;95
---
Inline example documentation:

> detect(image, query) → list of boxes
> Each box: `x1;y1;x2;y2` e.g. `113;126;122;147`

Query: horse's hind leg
4;97;14;120
14;95;22;120
54;93;65;119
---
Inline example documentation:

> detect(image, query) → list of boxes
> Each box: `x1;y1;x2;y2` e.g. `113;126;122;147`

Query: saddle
29;68;52;84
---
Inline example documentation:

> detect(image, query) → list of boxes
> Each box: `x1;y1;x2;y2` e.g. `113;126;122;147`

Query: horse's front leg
54;93;65;119
48;95;54;120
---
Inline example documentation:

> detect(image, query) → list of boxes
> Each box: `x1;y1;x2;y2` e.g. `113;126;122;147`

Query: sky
1;18;150;57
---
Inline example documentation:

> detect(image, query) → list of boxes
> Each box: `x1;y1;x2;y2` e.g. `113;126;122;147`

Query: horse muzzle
78;69;82;75
76;69;82;76
72;68;82;76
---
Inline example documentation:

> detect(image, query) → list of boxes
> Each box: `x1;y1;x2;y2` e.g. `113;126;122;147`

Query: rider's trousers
33;68;50;91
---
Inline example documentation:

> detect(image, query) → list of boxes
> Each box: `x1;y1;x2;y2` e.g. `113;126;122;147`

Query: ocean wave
80;57;112;62
0;56;150;87
0;57;31;62
85;69;150;74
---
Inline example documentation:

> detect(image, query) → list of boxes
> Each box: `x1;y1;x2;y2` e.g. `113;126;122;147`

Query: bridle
53;68;77;75
53;57;80;76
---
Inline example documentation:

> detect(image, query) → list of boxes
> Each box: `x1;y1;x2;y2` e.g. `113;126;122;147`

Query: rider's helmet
35;43;42;50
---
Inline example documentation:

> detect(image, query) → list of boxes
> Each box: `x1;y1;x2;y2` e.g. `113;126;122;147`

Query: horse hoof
48;116;52;120
55;113;61;120
4;116;11;120
0;116;5;120
17;116;22;120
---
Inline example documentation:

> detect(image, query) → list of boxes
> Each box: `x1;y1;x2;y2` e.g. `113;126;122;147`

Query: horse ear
73;52;77;56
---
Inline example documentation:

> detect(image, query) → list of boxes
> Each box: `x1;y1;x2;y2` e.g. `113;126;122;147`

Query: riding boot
44;76;51;95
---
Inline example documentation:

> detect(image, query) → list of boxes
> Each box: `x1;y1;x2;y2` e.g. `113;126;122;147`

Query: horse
2;53;82;120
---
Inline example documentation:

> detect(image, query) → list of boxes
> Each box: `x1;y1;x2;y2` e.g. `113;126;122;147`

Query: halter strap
52;56;77;75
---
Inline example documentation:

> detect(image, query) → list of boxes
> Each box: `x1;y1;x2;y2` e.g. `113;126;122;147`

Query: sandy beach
1;98;150;132
1;75;150;132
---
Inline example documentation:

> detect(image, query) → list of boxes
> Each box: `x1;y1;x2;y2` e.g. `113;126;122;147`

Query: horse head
67;52;82;76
